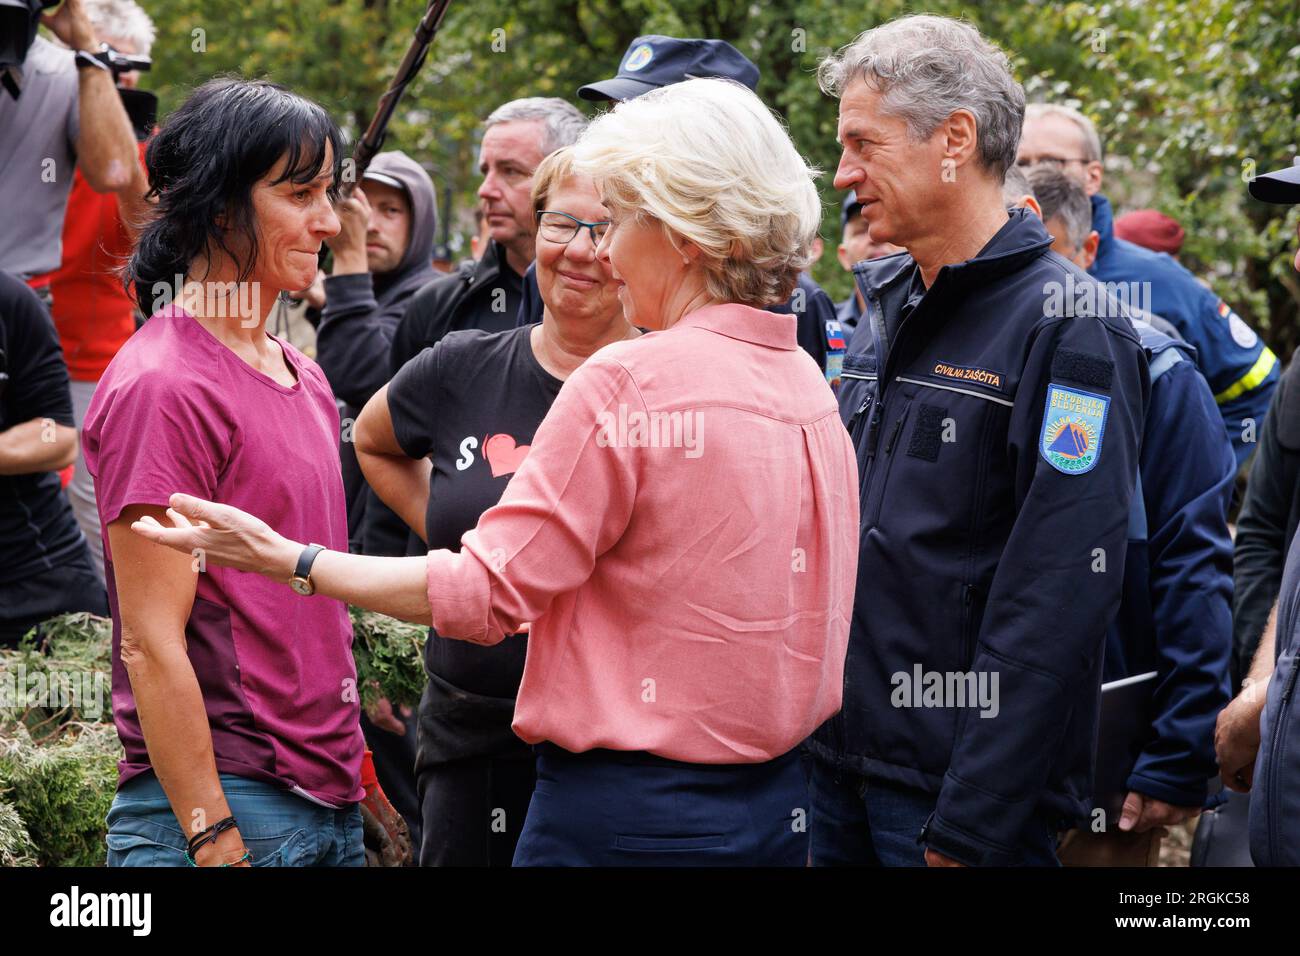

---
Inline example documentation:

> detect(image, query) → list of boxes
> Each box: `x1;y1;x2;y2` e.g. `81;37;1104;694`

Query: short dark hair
126;77;344;311
1026;163;1092;250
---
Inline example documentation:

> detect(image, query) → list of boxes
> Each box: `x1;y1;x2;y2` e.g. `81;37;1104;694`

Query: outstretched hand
130;492;300;580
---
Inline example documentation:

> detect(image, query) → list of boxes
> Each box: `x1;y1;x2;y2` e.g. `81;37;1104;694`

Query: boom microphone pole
340;0;454;198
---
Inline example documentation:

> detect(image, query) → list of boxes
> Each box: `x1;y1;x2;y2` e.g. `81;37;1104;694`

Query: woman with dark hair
82;77;376;867
131;79;858;866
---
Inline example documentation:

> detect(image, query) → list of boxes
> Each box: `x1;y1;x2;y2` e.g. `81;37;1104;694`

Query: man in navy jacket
1023;164;1234;865
808;15;1149;867
1020;104;1278;467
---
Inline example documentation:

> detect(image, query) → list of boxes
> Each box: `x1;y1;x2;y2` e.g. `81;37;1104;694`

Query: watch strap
74;49;111;72
294;543;326;583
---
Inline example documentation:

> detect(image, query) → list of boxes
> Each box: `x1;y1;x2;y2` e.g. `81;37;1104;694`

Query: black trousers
417;751;536;867
0;548;108;646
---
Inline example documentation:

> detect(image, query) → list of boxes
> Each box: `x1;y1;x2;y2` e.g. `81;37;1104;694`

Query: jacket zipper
862;400;913;530
960;585;976;666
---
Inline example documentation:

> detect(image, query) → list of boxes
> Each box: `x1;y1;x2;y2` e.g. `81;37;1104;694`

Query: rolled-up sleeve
425;354;642;644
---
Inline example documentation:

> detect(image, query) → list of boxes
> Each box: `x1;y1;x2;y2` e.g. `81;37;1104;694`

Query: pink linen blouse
425;302;859;763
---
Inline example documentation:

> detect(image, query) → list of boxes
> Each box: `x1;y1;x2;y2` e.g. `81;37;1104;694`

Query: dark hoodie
314;151;437;554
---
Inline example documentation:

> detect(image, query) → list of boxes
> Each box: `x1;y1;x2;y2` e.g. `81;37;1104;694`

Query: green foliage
349;606;427;710
0;613;113;739
0;723;122;867
134;0;1300;348
0;615;118;866
0;610;427;866
0;799;37;867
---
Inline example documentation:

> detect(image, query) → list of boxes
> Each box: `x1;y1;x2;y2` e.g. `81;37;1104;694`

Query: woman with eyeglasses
131;79;857;866
348;146;638;866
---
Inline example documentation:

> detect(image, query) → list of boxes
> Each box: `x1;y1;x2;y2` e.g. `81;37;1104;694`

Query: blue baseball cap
1249;158;1300;204
577;36;760;102
841;193;864;229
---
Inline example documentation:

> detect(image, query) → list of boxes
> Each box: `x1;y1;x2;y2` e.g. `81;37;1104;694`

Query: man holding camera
0;0;144;290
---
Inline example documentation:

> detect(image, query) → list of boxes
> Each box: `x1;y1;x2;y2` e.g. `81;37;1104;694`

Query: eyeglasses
1016;156;1094;169
535;210;611;246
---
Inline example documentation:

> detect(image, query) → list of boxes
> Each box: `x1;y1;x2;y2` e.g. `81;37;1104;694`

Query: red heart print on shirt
483;433;531;477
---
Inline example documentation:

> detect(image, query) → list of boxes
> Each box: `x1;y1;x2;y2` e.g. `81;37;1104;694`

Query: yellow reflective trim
1214;347;1278;404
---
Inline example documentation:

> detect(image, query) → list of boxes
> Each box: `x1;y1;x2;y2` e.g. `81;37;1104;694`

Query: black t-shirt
0;272;85;582
387;322;562;758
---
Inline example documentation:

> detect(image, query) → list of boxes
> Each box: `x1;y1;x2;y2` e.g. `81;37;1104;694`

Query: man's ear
837;242;853;272
1083;160;1104;197
941;109;980;170
1081;230;1100;270
1020;195;1043;220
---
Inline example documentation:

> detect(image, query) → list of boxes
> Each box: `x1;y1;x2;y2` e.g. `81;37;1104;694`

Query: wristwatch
290;543;327;596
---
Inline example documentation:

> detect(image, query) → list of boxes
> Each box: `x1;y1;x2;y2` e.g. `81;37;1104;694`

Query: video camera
1;1;155;135
0;0;62;98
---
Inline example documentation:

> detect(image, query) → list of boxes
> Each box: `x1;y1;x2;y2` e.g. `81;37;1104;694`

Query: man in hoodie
808;15;1148;867
313;150;438;848
1019;104;1277;467
315;151;437;557
391;98;587;374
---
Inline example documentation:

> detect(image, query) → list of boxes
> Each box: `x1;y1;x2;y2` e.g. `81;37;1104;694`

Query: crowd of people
3;1;1300;868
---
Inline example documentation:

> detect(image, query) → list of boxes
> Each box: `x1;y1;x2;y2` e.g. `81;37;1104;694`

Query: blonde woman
132;78;859;866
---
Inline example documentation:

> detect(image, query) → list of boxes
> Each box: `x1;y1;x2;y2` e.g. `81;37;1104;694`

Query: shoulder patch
1040;383;1110;475
1218;300;1259;349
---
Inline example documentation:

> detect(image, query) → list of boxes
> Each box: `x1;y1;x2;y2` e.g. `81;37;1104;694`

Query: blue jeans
808;757;1060;866
106;772;364;867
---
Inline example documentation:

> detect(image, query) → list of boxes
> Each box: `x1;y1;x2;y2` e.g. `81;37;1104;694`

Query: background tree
137;0;1300;352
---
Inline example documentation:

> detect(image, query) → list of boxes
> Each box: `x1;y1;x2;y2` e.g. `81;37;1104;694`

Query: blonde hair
530;146;580;215
570;78;821;307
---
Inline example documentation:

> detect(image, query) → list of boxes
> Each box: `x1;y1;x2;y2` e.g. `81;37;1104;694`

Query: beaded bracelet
184;815;239;865
185;848;252;867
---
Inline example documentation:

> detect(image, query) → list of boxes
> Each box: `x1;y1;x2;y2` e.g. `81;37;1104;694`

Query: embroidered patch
624;43;654;71
1040;384;1109;475
1218;300;1259;349
931;361;1003;390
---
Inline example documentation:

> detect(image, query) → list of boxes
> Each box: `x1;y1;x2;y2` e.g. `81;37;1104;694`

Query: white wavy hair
570;77;822;307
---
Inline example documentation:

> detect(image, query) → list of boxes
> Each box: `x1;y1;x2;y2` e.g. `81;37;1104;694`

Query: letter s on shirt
456;436;479;471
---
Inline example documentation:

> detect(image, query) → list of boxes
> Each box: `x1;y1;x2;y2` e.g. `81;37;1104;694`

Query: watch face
290;577;312;596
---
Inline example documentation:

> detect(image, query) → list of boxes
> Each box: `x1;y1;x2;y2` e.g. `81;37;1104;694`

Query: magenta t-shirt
83;305;364;807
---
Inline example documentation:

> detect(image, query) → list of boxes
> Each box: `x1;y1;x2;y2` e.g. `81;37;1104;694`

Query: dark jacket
391;240;523;374
807;209;1149;865
1107;320;1234;808
1249;507;1300;865
1233;359;1300;684
313;151;438;556
317;152;438;410
1090;194;1278;467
